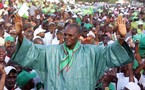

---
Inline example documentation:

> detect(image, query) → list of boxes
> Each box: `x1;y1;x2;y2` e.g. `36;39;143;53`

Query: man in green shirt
12;15;134;90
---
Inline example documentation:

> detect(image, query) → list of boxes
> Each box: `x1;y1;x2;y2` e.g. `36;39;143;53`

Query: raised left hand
117;16;126;38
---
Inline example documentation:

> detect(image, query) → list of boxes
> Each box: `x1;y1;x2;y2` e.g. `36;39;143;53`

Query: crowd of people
0;0;145;90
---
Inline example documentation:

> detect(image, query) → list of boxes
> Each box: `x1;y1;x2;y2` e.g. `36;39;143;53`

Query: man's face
38;32;45;38
139;25;143;30
48;24;57;33
57;33;63;40
5;41;13;48
102;36;109;44
126;23;131;30
64;27;79;49
6;42;16;57
5;71;17;89
82;31;88;38
25;31;34;41
0;47;6;62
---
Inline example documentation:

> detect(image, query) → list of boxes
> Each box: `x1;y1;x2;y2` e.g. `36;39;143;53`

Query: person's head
23;22;33;31
131;28;137;36
56;30;63;40
5;41;16;58
24;30;34;41
5;66;17;90
42;21;49;30
92;27;98;35
34;28;45;38
9;30;17;39
138;24;143;30
48;22;57;33
34;38;44;45
62;12;71;20
5;36;15;48
16;70;36;90
126;22;131;32
0;46;6;63
64;24;81;49
101;34;110;46
82;27;89;38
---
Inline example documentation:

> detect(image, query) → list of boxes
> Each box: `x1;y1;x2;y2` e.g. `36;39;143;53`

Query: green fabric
139;34;145;57
143;22;145;30
132;12;139;17
84;23;93;30
16;70;36;87
131;21;138;29
132;34;142;42
5;36;15;42
59;41;81;72
76;18;82;25
83;6;94;15
137;29;142;34
22;13;28;19
109;82;115;90
12;37;134;90
133;59;139;69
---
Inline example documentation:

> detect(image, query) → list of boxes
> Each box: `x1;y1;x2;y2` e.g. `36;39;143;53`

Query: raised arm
14;14;24;44
117;16;127;45
0;64;6;90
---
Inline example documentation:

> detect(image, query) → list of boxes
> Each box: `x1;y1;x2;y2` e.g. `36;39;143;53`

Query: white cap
4;4;8;8
87;31;95;38
138;21;144;25
34;28;46;36
4;66;16;75
125;82;141;90
0;37;5;46
0;18;4;22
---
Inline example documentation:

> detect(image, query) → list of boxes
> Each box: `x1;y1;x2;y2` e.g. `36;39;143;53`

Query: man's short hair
65;23;82;34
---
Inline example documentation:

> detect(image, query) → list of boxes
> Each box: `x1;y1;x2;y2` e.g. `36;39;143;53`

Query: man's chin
65;43;71;47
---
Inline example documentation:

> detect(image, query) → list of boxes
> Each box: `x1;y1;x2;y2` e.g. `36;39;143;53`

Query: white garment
4;56;10;64
51;37;60;45
4;86;21;90
117;73;138;90
107;40;114;45
44;32;53;45
139;74;145;88
4;32;10;39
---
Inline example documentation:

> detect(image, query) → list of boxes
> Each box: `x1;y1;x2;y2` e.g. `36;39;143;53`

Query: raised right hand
14;14;23;35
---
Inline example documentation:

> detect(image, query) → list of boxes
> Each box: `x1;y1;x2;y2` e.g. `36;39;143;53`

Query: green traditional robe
12;38;134;90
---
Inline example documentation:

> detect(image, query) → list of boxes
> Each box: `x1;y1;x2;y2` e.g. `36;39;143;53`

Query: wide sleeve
94;41;134;81
11;37;49;82
103;41;134;68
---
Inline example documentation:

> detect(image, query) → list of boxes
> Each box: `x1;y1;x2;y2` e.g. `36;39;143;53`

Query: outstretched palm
117;16;126;38
14;14;23;35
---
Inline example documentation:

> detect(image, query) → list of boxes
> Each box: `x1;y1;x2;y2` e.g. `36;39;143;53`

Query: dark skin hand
127;62;134;82
134;40;142;65
101;68;117;88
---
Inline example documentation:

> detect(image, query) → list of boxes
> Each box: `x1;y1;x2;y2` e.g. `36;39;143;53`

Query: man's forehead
64;27;78;34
